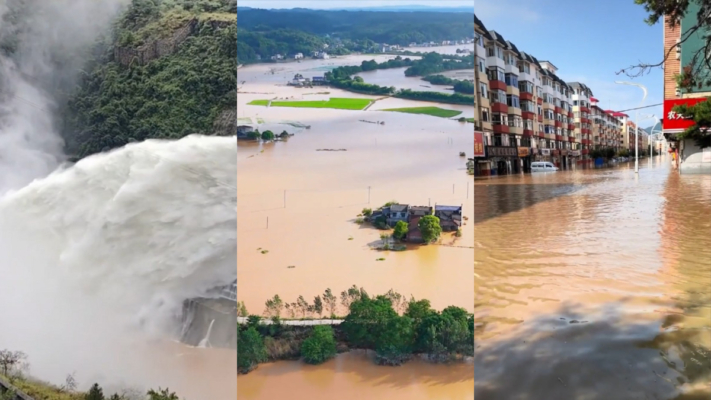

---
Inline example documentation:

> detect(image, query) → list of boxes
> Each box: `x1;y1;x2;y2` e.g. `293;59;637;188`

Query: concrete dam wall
180;297;236;349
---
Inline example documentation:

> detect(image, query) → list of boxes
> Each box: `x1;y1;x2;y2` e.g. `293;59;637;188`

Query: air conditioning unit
676;38;681;60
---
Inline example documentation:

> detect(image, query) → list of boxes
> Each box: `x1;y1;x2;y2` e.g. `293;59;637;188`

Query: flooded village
236;7;475;399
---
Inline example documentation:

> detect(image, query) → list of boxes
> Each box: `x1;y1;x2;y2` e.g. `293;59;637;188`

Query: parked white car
531;161;559;173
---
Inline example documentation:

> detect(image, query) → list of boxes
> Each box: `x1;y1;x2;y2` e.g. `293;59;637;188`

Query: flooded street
474;158;711;399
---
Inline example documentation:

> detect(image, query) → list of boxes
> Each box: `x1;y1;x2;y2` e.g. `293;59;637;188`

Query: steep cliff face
61;0;236;158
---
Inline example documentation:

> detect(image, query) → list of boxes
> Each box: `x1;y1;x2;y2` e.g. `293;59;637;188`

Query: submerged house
383;204;410;227
237;125;254;139
406;206;433;243
435;205;463;231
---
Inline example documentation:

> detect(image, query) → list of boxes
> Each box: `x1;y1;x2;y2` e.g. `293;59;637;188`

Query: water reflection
474;159;711;399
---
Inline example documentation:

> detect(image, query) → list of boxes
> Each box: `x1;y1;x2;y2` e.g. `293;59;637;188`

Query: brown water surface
474;158;711;399
237;351;473;400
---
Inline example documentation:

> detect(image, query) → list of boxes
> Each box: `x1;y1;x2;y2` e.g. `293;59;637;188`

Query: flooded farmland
237;52;474;398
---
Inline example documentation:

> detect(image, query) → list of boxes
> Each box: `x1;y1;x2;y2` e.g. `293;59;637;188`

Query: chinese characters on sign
666;110;690;121
474;131;485;157
663;98;706;131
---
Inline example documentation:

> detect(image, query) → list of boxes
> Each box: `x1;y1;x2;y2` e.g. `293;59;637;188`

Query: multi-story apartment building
473;15;624;175
662;3;711;173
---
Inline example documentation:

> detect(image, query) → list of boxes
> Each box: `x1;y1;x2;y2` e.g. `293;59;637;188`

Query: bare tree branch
616;8;711;78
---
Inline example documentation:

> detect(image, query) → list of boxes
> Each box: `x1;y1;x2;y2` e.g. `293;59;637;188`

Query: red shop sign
663;98;706;131
474;131;485;157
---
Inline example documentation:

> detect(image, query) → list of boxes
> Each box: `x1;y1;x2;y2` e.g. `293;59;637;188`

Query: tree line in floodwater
237;286;473;374
324;53;475;104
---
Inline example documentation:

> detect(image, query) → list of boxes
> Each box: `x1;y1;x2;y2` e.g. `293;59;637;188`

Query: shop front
663;98;711;174
473;131;490;176
486;146;519;175
518;147;531;173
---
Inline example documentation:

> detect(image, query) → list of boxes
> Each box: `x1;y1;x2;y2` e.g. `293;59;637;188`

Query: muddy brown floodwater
474;158;711;399
237;55;474;398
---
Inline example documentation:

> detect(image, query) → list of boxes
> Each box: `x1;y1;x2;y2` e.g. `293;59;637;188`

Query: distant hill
237;5;474;13
644;121;662;135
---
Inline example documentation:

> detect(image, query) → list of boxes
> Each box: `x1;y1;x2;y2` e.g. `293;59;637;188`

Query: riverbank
238;288;473;374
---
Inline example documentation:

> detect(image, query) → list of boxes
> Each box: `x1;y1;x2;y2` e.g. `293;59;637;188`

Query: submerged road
237;317;343;326
474;157;711;399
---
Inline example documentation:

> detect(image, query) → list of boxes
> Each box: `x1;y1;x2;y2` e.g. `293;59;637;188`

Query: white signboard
703;148;711;163
540;148;551;156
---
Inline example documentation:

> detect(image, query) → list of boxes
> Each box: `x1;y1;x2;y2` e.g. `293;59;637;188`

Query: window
496;46;503;59
494;134;503;146
505;73;518;87
475;34;483;46
479;82;488;98
573;100;578;106
521;136;531;147
545;125;553;134
536;86;543;97
521;100;535;112
506;94;520;108
537;106;543;115
478;57;485;73
539;124;544;132
518;80;533;93
481;108;490;122
508;115;522;128
524;119;534;129
487;47;495;57
492;113;508;125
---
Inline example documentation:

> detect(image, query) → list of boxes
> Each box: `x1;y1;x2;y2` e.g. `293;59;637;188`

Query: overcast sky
237;0;473;9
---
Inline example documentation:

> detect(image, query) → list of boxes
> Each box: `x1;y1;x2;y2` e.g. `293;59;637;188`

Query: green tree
322;288;338;317
393;220;408;241
418;215;442;243
405;298;435;321
264;294;284;318
374;315;415;365
237;327;267;373
341;295;398;349
147;388;179;400
300;325;337;364
313;295;324;317
85;383;105;400
670;99;711;148
261;130;275;141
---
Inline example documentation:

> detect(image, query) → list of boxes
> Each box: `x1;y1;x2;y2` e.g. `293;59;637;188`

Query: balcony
522;111;535;120
568;111;574;118
580;106;590;113
520;92;533;101
492;102;508;113
555;106;563;114
523;129;533;136
582;149;589;155
489;80;507;91
555;135;563;141
536;97;543;105
538;132;545;138
493;123;509;134
568;124;575;130
554;121;561;127
537;115;543;122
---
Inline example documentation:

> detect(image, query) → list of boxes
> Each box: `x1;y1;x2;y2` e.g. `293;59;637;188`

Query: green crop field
381;106;463;118
248;97;372;110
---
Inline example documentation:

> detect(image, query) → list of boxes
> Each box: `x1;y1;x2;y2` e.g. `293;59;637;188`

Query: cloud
475;0;541;22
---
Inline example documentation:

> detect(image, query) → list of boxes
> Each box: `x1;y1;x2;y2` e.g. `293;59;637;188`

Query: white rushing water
0;135;236;387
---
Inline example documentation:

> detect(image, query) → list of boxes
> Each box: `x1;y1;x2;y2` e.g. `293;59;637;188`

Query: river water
237;54;474;398
474;158;711;399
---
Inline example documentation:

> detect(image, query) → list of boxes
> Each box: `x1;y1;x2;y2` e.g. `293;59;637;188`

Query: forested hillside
236;8;473;64
62;0;237;158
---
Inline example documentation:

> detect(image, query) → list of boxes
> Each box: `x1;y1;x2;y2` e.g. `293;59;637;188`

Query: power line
614;103;663;113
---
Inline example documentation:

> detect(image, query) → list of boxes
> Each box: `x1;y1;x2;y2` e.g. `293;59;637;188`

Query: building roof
390;204;409;212
435;205;462;212
410;206;432;213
